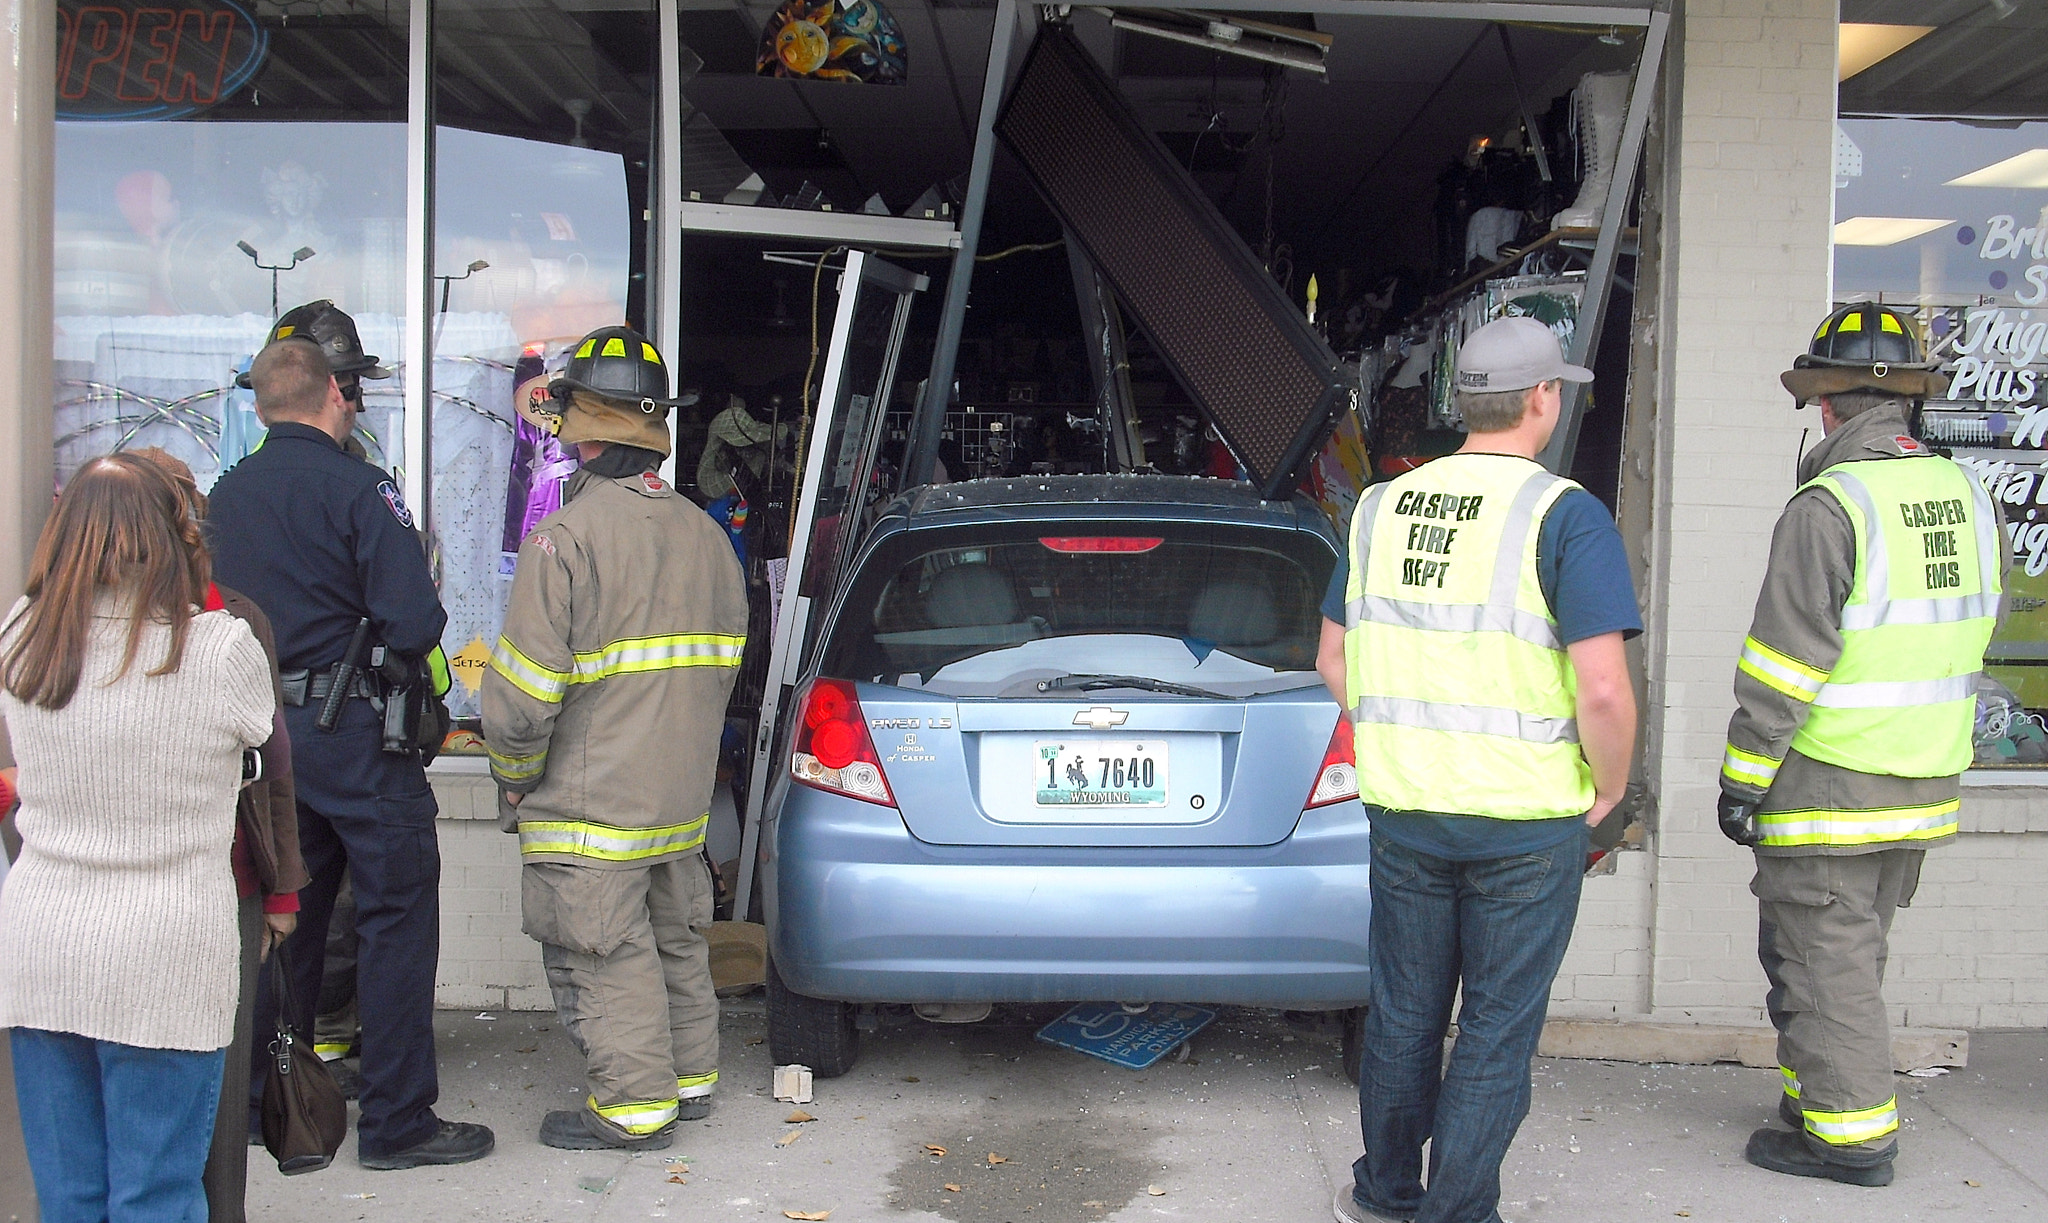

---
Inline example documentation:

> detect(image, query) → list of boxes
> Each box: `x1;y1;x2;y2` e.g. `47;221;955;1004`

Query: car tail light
1305;715;1358;808
790;677;896;806
1039;536;1163;553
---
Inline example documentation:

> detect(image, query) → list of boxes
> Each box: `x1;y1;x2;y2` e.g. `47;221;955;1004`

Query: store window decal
1833;117;2048;766
57;0;267;121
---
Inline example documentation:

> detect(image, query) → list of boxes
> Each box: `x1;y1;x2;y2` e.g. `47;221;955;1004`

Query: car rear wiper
1036;673;1232;700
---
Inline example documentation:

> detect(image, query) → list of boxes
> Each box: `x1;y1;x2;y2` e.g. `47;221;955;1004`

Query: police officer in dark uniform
209;304;493;1170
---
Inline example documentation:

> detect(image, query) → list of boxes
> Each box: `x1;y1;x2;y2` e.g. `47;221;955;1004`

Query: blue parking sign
1035;1001;1217;1070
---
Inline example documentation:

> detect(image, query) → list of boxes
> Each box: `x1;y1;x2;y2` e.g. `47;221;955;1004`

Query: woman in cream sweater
0;453;274;1223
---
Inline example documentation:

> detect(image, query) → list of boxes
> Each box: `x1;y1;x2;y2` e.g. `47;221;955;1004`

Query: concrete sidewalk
246;1003;2046;1222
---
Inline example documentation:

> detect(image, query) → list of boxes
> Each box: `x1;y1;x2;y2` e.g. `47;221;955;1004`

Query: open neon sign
56;0;268;121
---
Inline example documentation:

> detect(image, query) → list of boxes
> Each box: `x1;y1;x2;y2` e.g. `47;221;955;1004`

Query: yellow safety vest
1752;458;1999;849
1343;454;1593;820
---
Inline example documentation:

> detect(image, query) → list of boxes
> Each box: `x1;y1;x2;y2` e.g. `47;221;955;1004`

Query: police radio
368;647;450;763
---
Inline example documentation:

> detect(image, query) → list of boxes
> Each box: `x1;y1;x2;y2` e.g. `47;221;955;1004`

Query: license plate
1034;740;1167;807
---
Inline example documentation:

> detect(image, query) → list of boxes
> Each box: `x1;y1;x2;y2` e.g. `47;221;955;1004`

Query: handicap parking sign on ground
1035;1001;1218;1070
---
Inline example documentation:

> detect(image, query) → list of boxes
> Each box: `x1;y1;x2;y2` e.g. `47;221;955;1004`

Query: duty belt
279;667;384;708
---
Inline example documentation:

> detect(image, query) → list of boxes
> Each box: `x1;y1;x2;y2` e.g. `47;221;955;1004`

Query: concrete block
434;984;500;1011
1537;1020;1967;1072
505;985;553;1012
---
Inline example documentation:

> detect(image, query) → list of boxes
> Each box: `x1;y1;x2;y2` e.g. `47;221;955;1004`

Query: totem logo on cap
1458;370;1490;389
377;480;415;529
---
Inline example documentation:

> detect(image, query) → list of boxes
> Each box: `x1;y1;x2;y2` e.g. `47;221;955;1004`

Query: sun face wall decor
756;0;907;84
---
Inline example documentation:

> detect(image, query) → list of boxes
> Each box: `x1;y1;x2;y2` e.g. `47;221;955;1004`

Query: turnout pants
523;855;718;1140
1754;848;1924;1159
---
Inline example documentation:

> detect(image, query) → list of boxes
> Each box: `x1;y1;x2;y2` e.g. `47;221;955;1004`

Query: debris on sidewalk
783;1210;832;1220
1036;1001;1217;1069
786;1109;817;1124
775;1063;814;1103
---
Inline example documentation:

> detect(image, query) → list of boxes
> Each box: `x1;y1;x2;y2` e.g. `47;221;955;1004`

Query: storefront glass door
737;248;925;914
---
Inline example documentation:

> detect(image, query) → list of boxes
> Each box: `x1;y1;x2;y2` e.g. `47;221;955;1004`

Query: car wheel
1340;1007;1365;1086
767;959;860;1078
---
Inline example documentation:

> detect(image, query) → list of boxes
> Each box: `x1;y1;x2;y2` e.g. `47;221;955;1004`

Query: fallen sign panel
1035;1002;1216;1070
995;24;1352;500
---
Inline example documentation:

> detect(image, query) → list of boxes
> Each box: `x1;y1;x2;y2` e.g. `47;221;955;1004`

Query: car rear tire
767;960;860;1078
1340;1007;1365;1086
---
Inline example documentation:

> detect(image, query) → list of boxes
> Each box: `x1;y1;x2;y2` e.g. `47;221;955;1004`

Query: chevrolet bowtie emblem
1073;706;1130;731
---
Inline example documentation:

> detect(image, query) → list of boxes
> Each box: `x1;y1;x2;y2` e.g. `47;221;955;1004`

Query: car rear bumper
763;783;1372;1008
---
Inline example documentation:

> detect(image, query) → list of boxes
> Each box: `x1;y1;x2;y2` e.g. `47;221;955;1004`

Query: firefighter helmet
234;300;390;389
548;325;681;411
1780;303;1946;406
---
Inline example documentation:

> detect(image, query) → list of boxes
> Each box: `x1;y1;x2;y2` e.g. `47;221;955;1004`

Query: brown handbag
259;948;349;1174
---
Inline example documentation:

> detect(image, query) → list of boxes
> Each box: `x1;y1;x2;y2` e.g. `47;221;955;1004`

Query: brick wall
432;774;550;1011
1885;791;2048;1029
1551;851;1655;1018
1637;0;1839;1024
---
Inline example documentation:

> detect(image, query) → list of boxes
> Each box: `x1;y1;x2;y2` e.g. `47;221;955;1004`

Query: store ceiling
679;6;1637;271
1841;1;2048;118
229;1;1637;274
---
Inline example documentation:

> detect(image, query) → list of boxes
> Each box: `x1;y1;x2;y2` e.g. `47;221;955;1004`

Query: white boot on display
1552;70;1631;231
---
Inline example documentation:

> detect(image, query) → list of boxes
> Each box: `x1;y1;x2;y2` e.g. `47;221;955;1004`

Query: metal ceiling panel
994;22;1351;499
1841;0;2048;118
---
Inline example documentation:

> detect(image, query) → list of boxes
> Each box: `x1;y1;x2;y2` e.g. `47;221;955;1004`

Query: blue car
762;475;1370;1076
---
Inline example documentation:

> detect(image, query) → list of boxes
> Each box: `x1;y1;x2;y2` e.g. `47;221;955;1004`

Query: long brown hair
1;453;212;709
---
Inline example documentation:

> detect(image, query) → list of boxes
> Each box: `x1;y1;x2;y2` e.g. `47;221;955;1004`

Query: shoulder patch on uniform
639;472;666;495
529;532;557;557
1894;435;1925;453
377;480;415;528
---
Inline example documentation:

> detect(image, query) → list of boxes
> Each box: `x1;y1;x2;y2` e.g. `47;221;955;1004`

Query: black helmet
1794;303;1930;371
1780;303;1947;406
548;325;680;410
234;300;390;389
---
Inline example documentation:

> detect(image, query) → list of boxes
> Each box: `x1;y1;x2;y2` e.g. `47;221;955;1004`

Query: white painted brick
435;985;500;1011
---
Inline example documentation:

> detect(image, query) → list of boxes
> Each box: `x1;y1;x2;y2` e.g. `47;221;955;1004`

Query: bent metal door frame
736;249;927;919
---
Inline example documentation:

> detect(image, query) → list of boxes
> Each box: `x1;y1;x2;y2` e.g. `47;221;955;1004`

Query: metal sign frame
1536;8;1671;474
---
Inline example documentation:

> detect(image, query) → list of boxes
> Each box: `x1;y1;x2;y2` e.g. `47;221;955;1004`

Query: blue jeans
1350;828;1585;1223
11;1028;226;1223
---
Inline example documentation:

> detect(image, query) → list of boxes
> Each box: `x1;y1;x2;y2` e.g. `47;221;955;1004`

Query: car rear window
819;522;1335;684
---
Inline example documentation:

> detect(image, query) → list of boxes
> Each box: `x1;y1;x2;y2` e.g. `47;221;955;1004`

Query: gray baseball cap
1454;316;1593;393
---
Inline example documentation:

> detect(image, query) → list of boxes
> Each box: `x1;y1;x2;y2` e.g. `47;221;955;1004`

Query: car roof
884;474;1338;542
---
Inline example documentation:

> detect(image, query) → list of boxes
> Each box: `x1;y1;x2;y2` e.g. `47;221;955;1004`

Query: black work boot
539;1109;675;1151
1745;1127;1894;1187
359;1120;495;1170
1778;1093;1802;1129
678;1097;714;1121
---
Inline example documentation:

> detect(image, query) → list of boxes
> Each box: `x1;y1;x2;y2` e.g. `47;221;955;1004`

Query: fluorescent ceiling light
1946;149;2048;189
1838;23;1934;81
1106;12;1327;75
1833;216;1954;246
